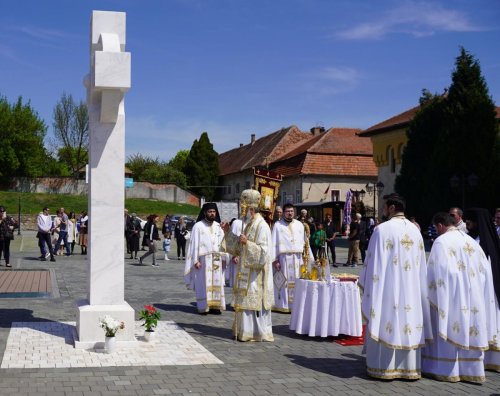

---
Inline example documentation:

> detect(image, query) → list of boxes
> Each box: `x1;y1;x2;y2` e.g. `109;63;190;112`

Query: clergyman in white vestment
222;189;274;341
184;203;227;314
359;193;432;380
421;212;495;383
463;208;500;373
271;203;306;313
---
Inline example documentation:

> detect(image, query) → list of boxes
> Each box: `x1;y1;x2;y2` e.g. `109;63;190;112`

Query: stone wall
11;177;200;206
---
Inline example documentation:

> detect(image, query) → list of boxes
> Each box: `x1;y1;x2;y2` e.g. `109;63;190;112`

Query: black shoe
41;257;47;262
210;309;222;315
129;256;133;259
332;264;339;267
139;257;143;265
50;257;56;262
343;263;349;267
177;257;180;260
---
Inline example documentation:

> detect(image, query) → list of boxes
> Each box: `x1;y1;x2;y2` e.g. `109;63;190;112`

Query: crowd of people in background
35;206;87;262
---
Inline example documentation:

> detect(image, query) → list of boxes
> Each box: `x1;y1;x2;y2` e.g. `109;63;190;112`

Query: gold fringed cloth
253;167;283;226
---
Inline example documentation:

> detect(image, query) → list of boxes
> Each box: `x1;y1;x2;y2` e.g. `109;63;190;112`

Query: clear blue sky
1;0;499;161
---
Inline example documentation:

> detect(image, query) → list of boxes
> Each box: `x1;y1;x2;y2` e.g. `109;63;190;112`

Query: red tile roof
269;128;377;177
218;126;312;176
360;105;500;137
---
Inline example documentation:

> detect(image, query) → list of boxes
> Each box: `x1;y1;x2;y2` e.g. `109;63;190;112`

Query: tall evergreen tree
184;132;219;201
396;48;500;223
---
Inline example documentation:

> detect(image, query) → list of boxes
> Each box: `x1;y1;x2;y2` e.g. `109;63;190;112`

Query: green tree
52;93;89;177
0;95;49;184
168;150;190;172
184;132;219;200
126;153;187;187
396;48;500;222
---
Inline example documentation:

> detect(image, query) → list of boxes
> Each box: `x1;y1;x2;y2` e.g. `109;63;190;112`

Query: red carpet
333;325;365;346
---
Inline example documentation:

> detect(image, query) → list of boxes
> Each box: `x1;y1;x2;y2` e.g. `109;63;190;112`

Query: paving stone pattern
0;231;498;395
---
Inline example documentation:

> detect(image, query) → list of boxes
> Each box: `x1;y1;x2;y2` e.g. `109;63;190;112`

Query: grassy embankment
0;191;200;217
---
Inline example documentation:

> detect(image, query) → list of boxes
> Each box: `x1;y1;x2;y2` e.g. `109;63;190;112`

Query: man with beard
184;203;227;314
271;203;306;313
222;189;274;341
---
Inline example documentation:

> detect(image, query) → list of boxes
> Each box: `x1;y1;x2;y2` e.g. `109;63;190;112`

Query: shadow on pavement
176;321;233;341
154;302;199;314
285;352;367;379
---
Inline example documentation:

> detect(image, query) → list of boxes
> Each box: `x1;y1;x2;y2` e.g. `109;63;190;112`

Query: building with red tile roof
219;126;377;209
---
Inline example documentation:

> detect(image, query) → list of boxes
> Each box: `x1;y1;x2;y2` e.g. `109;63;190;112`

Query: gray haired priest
184;202;227;314
222;189;274;342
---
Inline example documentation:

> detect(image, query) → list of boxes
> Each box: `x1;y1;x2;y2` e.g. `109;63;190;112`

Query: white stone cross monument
75;10;135;348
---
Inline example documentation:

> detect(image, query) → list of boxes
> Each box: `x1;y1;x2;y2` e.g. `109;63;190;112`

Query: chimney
240;143;244;147
251;134;256;145
310;126;325;136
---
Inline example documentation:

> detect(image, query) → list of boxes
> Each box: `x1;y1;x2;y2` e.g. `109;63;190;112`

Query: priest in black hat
184;202;227;314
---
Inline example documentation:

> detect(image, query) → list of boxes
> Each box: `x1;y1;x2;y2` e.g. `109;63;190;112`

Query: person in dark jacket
126;213;142;259
174;217;188;260
0;206;16;267
139;214;161;266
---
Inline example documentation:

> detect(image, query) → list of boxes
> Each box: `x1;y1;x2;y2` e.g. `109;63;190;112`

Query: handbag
184;230;191;240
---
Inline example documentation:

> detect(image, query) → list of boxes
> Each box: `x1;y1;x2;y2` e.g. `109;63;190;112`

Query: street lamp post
365;181;385;218
350;189;366;202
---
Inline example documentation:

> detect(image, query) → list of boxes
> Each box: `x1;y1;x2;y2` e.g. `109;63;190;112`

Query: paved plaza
0;231;499;395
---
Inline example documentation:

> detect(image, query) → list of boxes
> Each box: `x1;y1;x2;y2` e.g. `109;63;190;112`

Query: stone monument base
75;299;137;349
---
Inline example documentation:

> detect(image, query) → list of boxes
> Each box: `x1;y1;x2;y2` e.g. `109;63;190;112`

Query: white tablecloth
289;279;362;337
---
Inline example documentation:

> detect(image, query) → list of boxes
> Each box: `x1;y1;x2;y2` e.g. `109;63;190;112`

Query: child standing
163;231;171;260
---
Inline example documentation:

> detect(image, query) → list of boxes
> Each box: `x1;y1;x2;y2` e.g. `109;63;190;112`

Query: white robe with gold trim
184;220;226;313
224;213;274;341
421;229;494;383
359;217;432;379
271;219;305;312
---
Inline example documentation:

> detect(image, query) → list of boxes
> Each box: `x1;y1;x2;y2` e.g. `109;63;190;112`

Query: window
236;183;240;194
245;181;250;189
331;190;340;202
281;191;286;206
295;189;301;204
228;184;231;195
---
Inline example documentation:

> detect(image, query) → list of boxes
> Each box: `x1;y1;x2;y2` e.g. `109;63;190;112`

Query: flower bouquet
99;315;125;353
139;305;161;341
99;315;125;337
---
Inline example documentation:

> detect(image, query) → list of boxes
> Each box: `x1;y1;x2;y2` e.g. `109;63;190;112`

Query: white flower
99;315;125;337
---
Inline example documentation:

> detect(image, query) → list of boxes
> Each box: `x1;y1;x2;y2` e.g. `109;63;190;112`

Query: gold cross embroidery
457;260;466;272
404;261;411;271
463;242;475;256
392;255;398;265
370;308;376;318
403;324;412;335
437;279;445;288
469;326;479;337
372;274;379;283
386;239;394;250
448;247;457;257
429;281;437;290
404;304;412;312
471;307;479;315
385;322;393;334
453;322;460;333
419;240;424;251
439;309;446;319
461;306;469;313
416;324;423;332
400;234;414;251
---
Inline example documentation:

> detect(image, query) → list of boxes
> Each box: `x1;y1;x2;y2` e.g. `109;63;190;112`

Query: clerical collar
389;213;406;220
283;217;293;223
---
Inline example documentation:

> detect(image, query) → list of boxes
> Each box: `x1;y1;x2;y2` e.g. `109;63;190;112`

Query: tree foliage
0;95;49;184
396;47;500;223
126;153;187;187
184;132;220;200
168;150;190;172
52;93;89;177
